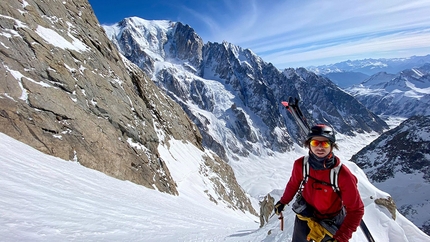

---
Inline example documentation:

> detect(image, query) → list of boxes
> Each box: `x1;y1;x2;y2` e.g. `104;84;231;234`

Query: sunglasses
310;139;331;148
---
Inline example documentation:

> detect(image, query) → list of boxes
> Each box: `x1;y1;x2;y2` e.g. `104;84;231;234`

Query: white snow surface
35;25;88;52
1;129;430;241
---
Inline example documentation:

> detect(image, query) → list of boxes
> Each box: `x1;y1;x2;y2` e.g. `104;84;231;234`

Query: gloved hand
326;238;338;242
274;201;285;215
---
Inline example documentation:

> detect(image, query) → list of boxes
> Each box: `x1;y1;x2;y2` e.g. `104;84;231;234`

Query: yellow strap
297;214;333;242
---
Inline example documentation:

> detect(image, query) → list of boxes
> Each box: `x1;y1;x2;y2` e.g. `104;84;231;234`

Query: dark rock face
351;116;430;183
0;0;209;195
284;68;389;136
169;22;203;69
0;1;259;217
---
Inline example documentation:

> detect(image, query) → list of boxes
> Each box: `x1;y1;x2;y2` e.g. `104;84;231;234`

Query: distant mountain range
309;55;430;75
346;63;430;118
308;55;430;87
306;55;430;118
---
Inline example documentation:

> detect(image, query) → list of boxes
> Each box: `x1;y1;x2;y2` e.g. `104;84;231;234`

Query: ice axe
279;212;284;231
269;211;284;231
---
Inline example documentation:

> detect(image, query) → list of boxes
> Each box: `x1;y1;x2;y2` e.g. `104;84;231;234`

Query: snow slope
1;131;429;241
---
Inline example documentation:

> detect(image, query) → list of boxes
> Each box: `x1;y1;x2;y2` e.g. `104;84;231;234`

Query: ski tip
281;101;289;107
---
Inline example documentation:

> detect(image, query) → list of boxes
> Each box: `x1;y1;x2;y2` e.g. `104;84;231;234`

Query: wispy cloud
184;0;430;68
89;0;430;68
265;28;430;67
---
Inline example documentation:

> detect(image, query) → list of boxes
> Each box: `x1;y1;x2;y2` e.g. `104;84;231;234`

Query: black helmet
307;124;336;143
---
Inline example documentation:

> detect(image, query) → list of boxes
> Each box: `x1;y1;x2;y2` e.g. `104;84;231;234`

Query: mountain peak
119;16;175;30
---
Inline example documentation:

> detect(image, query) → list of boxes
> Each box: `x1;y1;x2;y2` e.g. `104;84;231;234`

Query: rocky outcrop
0;0;207;195
375;197;397;220
169;22;203;69
201;155;257;215
259;194;275;227
0;0;258;217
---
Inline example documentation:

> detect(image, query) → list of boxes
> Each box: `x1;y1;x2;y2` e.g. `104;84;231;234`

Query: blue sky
88;0;430;68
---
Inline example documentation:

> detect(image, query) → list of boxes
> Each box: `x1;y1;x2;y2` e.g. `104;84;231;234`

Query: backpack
300;156;342;193
293;156;344;220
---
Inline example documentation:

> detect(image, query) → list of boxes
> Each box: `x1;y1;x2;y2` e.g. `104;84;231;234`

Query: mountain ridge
346;64;430;118
309;54;430;76
350;115;430;235
104;17;388;161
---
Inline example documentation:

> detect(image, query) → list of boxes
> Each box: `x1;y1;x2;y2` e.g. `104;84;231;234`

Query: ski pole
360;219;376;242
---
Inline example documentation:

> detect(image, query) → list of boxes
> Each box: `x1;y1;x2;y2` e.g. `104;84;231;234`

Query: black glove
274;201;285;215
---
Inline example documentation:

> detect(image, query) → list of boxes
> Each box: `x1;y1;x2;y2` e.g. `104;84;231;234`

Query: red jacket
280;156;364;242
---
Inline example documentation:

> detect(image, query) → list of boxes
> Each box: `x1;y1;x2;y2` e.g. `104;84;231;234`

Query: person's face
309;137;332;158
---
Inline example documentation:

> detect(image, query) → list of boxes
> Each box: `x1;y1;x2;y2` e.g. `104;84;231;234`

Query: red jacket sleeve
333;165;365;242
279;157;304;205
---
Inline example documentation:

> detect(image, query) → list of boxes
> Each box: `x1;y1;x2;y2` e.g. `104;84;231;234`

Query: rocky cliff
0;0;256;215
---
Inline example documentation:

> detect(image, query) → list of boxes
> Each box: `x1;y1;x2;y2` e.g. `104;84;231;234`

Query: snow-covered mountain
350;116;430;235
309;55;430;88
346;64;430;117
309;55;430;76
104;17;388;162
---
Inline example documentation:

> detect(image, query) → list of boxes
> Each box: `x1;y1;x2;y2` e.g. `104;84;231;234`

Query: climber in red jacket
274;124;364;242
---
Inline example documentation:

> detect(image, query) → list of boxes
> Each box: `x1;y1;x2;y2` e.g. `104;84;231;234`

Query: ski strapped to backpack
281;97;375;242
281;97;310;135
